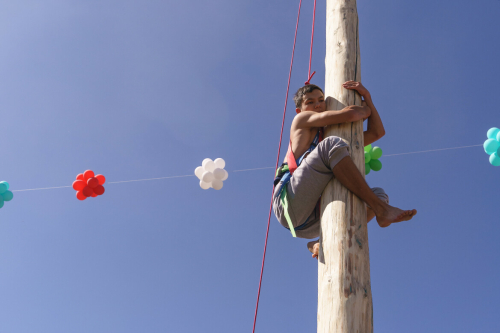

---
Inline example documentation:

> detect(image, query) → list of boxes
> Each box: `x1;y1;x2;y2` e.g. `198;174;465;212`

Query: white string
107;175;194;184
383;144;482;157
233;167;275;172
11;167;275;192
13;185;72;192
9;144;484;193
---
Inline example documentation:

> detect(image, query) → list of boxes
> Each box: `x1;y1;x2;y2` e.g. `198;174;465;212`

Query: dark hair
293;84;324;109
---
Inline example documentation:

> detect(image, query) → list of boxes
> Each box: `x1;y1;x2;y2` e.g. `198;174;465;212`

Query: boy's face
296;89;326;114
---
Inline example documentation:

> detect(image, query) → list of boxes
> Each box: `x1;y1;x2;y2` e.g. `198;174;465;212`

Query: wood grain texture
318;0;373;332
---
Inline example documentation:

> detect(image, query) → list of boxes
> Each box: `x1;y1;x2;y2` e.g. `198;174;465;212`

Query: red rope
305;0;317;85
251;0;303;332
253;0;318;330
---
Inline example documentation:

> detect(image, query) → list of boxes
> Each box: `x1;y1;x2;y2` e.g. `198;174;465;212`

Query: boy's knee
320;136;347;149
317;137;349;169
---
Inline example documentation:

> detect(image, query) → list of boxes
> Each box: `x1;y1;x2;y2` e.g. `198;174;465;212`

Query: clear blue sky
0;1;499;332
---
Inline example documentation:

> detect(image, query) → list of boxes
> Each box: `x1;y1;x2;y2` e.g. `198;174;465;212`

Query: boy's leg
285;137;350;231
281;136;415;236
367;187;388;226
332;156;417;226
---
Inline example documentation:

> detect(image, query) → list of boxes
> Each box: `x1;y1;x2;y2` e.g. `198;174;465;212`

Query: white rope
383;144;482;157
13;185;72;192
9;144;484;193
233;167;275;172
11;167;275;192
107;175;194;184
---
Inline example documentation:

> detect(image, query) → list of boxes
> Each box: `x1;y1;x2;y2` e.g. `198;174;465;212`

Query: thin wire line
384;144;482;157
107;175;194;184
232;167;274;173
13;185;72;192
11;168;276;193
10;144;483;193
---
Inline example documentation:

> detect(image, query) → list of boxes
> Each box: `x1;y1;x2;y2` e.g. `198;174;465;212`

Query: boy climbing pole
273;82;417;258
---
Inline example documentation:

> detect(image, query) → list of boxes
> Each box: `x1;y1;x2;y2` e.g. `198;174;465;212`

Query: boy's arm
362;94;385;146
342;81;385;146
294;105;371;129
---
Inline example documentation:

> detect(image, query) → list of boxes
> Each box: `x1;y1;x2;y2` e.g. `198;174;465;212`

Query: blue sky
0;0;499;332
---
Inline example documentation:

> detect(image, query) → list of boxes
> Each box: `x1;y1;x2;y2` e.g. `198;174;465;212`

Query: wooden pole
318;0;373;332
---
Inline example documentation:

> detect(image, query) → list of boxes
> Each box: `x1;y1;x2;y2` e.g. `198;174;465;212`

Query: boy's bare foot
307;240;320;260
376;205;417;228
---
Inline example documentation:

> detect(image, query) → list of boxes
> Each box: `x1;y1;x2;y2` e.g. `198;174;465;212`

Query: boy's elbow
375;129;386;139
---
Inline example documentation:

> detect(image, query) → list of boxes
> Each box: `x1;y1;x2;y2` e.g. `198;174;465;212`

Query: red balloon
76;191;87;200
82;186;94;197
93;185;105;196
72;180;86;191
90;192;98;198
76;173;84;181
84;170;95;180
96;174;106;185
87;177;99;188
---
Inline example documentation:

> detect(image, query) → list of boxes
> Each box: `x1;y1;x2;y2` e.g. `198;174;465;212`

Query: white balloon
202;171;214;183
213;168;225;180
211;179;223;190
200;180;211;190
214;158;226;169
202;158;213;166
221;169;228;181
203;160;216;172
195;166;204;180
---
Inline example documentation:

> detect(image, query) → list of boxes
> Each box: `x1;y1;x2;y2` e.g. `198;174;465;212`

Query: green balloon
0;181;9;190
364;144;372;153
0;184;7;194
364;151;371;163
369;159;382;171
490;152;500;166
2;191;13;202
484;139;500;155
365;163;371;175
487;127;500;139
371;147;383;160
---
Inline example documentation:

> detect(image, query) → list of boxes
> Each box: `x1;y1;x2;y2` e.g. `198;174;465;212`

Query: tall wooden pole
318;0;373;332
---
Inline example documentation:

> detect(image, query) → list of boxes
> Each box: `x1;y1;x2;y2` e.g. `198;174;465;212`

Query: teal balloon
490;153;500;166
0;200;4;209
0;181;10;190
371;147;383;160
487;127;500;139
364;144;372;153
2;191;13;202
365;163;371;175
369;159;382;171
364;151;371;163
484;139;500;155
0;183;7;194
497;132;500;142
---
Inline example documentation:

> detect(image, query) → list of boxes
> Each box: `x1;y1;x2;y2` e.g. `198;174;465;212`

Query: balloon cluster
195;158;228;190
364;144;383;175
0;181;14;208
72;170;106;200
484;127;500;166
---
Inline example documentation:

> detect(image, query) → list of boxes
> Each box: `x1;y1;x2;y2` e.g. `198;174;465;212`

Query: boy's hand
362;100;369;120
307;240;320;260
312;242;319;259
342;81;370;98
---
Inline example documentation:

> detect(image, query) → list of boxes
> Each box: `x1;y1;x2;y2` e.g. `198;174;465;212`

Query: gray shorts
273;136;389;239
